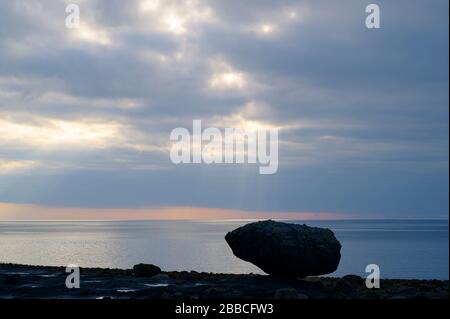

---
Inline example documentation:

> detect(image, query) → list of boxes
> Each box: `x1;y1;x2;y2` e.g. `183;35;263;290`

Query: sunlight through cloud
0;117;121;149
0;160;40;174
209;59;247;90
138;0;214;36
71;24;111;46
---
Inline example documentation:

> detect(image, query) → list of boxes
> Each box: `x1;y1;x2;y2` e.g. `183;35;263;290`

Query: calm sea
0;220;448;279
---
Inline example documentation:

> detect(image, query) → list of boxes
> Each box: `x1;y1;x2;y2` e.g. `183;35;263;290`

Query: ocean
0;219;448;280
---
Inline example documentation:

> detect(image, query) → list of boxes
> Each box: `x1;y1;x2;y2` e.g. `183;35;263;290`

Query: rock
160;292;172;299
342;274;364;286
336;275;364;290
227;290;244;298
391;295;408;299
100;296;112;300
359;290;383;299
294;278;325;291
2;274;21;285
133;263;162;277
274;288;309;299
225;220;341;277
395;286;417;296
151;273;171;280
203;287;228;298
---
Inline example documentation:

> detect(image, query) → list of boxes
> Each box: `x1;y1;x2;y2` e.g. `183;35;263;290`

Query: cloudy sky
0;0;448;219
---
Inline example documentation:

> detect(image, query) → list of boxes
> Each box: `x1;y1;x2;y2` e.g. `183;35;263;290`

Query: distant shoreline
1;263;448;299
1;218;449;222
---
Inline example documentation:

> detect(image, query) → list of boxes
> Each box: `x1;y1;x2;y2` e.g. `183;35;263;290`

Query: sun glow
209;58;247;90
164;14;187;35
210;72;246;89
72;25;111;45
0;117;120;149
0;160;40;174
260;24;275;34
139;0;161;12
138;0;214;36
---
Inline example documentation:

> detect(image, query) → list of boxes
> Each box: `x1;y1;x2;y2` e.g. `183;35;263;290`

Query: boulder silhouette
133;263;161;277
225;220;341;277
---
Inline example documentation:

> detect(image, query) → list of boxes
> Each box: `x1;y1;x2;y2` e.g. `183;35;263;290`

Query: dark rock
160;292;173;299
2;274;21;285
274;288;309;299
342;275;364;285
1;263;448;299
151;273;170;280
132;263;162;277
391;295;408;300
336;275;364;290
203;287;228;298
298;278;325;290
225;220;341;277
395;286;417;296
227;290;245;298
359;290;383;299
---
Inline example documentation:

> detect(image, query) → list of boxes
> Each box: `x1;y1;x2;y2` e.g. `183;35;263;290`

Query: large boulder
225;220;341;277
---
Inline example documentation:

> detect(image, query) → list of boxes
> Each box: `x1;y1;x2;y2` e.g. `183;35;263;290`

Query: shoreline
1;263;448;299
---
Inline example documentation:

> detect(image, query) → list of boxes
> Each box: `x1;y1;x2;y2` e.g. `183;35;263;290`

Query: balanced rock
225;220;341;277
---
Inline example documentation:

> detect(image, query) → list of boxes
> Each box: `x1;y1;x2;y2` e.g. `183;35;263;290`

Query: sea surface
0;219;448;279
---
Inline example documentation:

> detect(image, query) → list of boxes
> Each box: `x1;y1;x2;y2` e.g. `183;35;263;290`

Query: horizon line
0;217;448;222
0;202;448;221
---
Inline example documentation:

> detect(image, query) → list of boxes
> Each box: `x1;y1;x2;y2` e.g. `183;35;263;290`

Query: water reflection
0;220;448;279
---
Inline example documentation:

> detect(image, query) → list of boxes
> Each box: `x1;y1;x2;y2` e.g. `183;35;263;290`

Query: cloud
0;160;41;174
208;58;248;90
0;0;447;216
0;115;123;150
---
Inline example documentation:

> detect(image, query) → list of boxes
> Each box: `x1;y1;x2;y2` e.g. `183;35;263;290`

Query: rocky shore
0;263;448;299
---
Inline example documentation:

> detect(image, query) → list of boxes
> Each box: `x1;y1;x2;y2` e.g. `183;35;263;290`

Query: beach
0;263;448;299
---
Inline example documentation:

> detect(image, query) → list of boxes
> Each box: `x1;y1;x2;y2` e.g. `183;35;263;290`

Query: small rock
204;287;228;298
392;295;408;300
396;286;417;295
151;273;170;280
336;275;364;290
2;274;21;285
342;275;364;286
274;288;309;299
160;292;172;299
133;263;162;278
359;290;383;299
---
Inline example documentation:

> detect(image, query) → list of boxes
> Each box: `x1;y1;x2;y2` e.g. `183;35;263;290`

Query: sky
0;0;448;220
